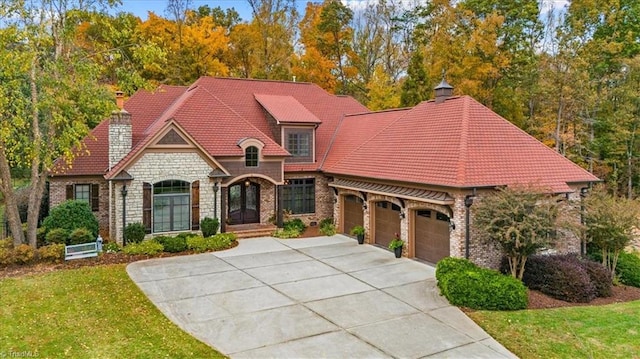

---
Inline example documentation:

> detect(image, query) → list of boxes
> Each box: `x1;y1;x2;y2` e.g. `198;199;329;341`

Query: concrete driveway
127;235;517;358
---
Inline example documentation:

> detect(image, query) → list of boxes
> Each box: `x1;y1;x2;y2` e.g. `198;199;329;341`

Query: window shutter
66;185;74;200
143;182;152;234
91;184;99;211
191;180;200;230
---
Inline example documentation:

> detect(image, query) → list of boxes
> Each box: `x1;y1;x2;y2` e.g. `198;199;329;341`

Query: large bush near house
37;244;65;263
124;222;146;244
200;217;219;237
522;254;610;302
68;228;94;245
436;257;528;310
42;200;99;239
157;235;188;253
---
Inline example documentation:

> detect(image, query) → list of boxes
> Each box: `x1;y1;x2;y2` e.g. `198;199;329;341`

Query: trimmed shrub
273;228;301;238
68;227;94;245
37;244;65;263
436;258;528;310
123;240;164;255
186;235;208;253
161;236;188;253
284;218;306;233
616;251;640;287
205;233;237;250
580;259;613;297
103;241;121;253
124;222;146;244
319;218;336;236
13;244;35;264
200;217;220;237
0;239;13;265
45;228;69;245
523;254;597;303
42;200;99;238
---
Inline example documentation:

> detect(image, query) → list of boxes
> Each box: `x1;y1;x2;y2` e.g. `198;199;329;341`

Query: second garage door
374;201;401;249
414;209;450;264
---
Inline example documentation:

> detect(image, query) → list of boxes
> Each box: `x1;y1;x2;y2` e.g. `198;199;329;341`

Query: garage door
374;201;401;248
343;195;364;235
414;210;450;264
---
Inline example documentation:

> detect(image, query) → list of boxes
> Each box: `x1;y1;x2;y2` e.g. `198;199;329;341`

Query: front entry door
228;182;260;224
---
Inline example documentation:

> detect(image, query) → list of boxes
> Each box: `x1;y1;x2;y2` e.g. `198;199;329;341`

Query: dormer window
284;128;313;163
245;146;259;167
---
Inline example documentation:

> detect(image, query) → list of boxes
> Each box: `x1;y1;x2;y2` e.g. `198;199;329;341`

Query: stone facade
108;111;132;169
49;176;110;239
284;173;334;225
112;151;216;243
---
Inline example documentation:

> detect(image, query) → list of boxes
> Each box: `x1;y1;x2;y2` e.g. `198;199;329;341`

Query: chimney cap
434;78;453;90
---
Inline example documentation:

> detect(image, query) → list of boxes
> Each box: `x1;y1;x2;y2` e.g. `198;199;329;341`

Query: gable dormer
254;94;320;163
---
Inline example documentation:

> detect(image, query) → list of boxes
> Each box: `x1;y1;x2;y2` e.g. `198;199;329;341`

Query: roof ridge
455;97;470;186
210;76;314;86
143;86;194;135
345;107;411;117
319;113;348;170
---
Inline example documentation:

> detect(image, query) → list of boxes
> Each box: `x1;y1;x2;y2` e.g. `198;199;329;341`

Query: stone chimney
109;108;132;170
434;72;454;104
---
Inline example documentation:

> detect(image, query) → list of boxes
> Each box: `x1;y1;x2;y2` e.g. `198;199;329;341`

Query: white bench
65;242;99;260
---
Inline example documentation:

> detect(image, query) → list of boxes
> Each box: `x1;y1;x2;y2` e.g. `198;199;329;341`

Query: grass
0;264;225;358
467;300;640;358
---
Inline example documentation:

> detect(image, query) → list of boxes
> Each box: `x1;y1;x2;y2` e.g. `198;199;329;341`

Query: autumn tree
400;50;429;107
317;0;355;94
473;186;560;280
0;0;114;247
584;186;640;280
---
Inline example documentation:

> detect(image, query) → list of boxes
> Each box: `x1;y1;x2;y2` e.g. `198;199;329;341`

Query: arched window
153;180;190;233
245;146;259;167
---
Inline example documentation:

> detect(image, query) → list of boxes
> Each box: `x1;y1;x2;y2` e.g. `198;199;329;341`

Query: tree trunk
25;58;44;248
0;145;24;245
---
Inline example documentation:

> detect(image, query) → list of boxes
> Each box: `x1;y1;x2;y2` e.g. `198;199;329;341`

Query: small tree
473;186;559;280
584;186;640;280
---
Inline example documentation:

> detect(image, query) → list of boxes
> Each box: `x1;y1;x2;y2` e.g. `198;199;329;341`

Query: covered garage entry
414;209;450;264
342;195;364;235
374;201;401;248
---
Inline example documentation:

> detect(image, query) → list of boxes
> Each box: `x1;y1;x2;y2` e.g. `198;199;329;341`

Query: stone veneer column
109;110;132;169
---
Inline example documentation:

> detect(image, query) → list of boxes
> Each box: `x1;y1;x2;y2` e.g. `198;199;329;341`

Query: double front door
228;182;260;224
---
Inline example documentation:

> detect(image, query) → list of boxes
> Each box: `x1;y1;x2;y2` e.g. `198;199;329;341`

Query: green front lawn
468;300;640;358
0;264;224;358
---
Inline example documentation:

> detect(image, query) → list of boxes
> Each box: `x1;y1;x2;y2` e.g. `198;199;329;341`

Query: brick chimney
115;91;125;109
109;108;132;170
434;73;454;104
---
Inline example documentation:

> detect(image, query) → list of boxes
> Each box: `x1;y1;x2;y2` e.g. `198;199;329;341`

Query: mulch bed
3;230;639;310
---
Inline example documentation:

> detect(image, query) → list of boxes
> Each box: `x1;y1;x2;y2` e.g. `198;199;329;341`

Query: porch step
228;224;277;239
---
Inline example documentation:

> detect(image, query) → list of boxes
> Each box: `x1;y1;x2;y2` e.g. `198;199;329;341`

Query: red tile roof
322;96;599;193
254;94;321;124
52;85;187;176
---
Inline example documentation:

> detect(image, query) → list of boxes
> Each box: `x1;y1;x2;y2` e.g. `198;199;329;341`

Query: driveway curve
127;235;517;358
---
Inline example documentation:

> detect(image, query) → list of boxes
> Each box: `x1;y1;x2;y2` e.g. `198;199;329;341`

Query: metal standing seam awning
329;178;455;206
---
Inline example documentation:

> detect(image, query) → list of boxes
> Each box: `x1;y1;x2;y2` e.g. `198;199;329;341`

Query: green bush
200;217;220;237
13;244;35;264
36;227;47;247
186;235;208;253
273;228;301;238
160;236;188;253
589;250;640;288
186;233;237;253
68;227;94;245
319;218;336;236
284;218;306;233
616;251;640;287
42;200;99;238
37;244;65;263
124;222;146;244
45;228;69;245
103;241;121;253
436;257;528;310
123;240;164;255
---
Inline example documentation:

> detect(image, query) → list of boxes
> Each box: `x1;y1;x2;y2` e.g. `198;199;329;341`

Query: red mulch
527;285;640;309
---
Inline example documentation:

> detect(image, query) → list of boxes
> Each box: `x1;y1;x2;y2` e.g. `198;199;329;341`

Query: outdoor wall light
399;212;406;219
450;221;456;230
